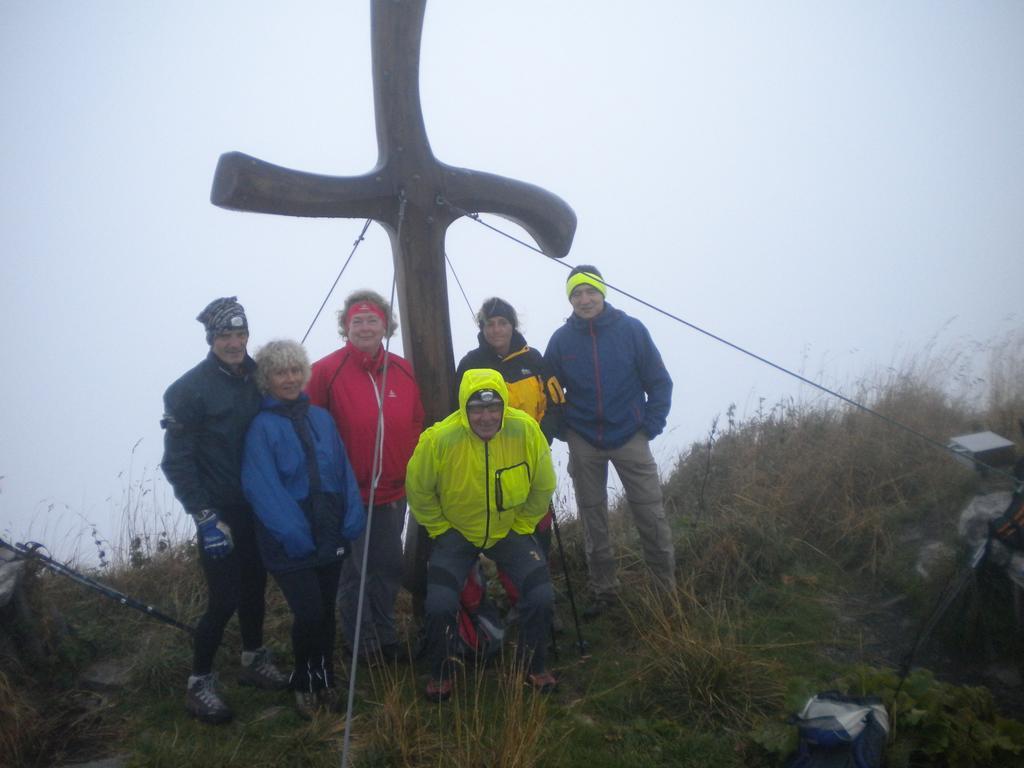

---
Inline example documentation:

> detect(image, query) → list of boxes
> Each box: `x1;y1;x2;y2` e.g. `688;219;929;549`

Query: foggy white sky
2;2;1022;557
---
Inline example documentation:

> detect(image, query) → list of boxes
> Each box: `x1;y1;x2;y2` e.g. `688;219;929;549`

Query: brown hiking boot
294;690;319;720
238;647;289;690
318;686;342;713
526;670;558;694
185;674;233;724
425;677;453;703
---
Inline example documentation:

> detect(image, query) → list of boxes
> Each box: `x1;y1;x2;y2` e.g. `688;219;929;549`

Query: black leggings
273;560;343;691
193;506;268;675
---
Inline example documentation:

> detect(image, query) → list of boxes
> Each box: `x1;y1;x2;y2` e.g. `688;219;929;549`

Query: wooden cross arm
210;151;395;221
442;165;577;259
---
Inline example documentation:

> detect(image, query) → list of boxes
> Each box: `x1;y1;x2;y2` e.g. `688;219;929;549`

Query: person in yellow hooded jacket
406;368;558;701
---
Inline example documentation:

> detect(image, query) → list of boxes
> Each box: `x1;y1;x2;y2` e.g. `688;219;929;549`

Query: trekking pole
548;601;560;661
0;537;195;635
341;259;402;768
548;507;589;656
895;538;989;696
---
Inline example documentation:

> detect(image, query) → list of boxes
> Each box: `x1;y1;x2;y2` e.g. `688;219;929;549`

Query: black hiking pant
424;529;553;680
193;504;268;675
274;560;343;691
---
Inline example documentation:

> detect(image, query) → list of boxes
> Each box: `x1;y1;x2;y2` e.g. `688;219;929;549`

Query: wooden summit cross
210;0;576;607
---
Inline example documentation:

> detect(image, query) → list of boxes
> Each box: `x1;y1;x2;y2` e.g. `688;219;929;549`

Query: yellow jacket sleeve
405;431;451;538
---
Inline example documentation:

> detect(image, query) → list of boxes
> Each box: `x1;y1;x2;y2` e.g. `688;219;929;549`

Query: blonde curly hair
253;339;311;394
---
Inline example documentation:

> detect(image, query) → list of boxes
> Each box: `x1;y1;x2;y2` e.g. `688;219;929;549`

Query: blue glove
194;509;234;559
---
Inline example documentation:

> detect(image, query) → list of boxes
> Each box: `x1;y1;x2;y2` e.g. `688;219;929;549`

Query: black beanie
477;297;518;330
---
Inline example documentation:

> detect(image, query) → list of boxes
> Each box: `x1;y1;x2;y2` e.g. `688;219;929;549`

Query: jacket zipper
365;369;385;489
589;319;603;444
482;441;492;550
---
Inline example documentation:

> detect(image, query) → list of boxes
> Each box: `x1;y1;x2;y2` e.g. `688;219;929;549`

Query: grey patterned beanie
197;296;248;344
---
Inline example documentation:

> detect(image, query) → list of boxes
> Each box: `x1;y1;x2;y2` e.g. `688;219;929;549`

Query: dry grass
442;656;550;768
109;445;191;570
985;329;1024;442
351;653;551;767
626;583;786;727
0;587;123;768
663;347;1001;595
0;680;120;768
0;666;33;765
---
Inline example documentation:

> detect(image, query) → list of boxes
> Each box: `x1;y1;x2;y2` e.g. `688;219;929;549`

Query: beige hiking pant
565;429;676;598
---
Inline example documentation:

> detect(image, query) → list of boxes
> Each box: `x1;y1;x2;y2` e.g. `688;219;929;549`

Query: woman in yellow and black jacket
455;297;564;443
454;298;564;609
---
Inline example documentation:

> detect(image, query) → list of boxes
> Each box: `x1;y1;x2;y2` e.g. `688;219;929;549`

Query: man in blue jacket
544;266;676;617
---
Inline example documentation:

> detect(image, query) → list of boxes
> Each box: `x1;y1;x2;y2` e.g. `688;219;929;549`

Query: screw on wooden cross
209;0;576;613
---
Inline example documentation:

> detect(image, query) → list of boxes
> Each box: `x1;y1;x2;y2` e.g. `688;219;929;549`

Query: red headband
345;301;387;327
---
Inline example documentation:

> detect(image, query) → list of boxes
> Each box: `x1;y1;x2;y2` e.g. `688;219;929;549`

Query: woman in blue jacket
242;339;366;719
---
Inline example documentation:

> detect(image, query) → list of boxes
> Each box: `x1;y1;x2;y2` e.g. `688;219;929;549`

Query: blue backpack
786;692;889;768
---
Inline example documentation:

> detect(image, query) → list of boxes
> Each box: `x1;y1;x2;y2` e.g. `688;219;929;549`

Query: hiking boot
238;647;289;690
294;690;319;720
582;595;615;620
185;674;233;725
318;686;342;713
425;677;453;703
526;670;558;694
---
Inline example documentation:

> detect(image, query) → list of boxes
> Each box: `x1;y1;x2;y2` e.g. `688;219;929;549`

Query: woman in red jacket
306;289;424;661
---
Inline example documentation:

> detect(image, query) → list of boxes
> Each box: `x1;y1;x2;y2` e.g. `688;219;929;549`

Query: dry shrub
665;354;985;590
681;503;795;596
16;544;201;699
354;660;437;767
107;543;204;615
101;441;191;571
985;328;1024;443
353;654;550;767
122;624;192;696
0;666;34;765
628;584;785;726
102;541;294;674
0;662;121;767
443;655;549;768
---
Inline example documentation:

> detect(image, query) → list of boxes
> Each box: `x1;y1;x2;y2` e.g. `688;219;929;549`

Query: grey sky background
2;2;1022;559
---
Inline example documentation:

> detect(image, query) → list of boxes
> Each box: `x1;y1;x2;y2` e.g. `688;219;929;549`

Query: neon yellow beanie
566;271;607;299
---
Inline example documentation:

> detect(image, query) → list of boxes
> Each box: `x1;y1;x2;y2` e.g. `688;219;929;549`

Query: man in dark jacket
544;266;676;617
161;297;287;724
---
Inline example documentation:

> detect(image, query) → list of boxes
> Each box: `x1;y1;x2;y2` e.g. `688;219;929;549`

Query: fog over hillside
2;2;1022;557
